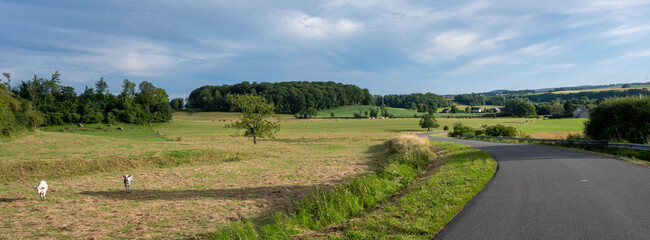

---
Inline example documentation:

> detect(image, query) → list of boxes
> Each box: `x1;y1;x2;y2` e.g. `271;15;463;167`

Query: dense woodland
187;81;374;114
1;72;172;131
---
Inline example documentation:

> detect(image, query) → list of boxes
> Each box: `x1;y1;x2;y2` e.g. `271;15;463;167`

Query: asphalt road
428;136;650;240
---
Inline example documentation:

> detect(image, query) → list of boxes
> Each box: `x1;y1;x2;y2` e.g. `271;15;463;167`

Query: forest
187;81;374;114
0;71;172;133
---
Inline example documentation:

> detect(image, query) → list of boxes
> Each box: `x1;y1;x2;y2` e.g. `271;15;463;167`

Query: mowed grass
0;112;528;239
516;118;588;139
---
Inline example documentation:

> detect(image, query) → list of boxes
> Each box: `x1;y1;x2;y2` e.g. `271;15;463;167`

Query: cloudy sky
1;0;650;98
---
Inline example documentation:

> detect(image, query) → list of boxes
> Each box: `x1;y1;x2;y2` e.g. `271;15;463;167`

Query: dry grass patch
0;131;389;239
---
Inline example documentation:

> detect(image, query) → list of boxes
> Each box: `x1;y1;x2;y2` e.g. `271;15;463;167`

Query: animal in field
34;180;48;201
123;175;133;194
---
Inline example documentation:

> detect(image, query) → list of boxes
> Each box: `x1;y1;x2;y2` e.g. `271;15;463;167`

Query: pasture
0;112;545;238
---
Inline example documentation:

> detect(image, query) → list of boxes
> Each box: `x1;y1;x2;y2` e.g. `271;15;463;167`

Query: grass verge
203;135;437;239
319;141;497;239
204;138;497;239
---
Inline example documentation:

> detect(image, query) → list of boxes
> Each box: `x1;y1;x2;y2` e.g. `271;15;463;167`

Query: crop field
0;113;533;238
550;84;650;94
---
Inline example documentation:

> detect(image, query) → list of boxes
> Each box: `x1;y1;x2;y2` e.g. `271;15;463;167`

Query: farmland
516;118;588;139
0;112;575;238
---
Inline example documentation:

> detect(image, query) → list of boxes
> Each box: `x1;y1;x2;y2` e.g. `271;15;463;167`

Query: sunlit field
0;112;532;238
516;118;588;139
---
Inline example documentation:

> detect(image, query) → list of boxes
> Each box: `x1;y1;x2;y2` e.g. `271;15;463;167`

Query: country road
427;135;650;240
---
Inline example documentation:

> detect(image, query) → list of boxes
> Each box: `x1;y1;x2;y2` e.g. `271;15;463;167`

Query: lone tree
419;110;440;132
225;95;280;144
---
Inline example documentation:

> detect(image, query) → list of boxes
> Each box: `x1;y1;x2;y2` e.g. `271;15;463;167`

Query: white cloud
448;56;503;76
517;43;563;57
280;11;363;40
413;30;515;63
603;24;650;37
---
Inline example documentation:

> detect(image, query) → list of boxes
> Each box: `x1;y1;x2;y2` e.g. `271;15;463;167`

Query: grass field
516;118;588;139
0;112;534;238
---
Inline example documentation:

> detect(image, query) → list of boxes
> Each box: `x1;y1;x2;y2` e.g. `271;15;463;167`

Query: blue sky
1;0;649;98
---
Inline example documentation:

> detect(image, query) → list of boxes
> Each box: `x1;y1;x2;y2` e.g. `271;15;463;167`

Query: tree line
1;71;172;129
187;81;374;115
373;93;452;111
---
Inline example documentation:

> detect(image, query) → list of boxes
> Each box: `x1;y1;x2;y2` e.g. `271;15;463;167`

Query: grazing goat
34;180;48;201
123;175;133;194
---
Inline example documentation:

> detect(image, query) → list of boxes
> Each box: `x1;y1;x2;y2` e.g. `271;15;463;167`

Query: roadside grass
204;135;438;239
318;141;497;239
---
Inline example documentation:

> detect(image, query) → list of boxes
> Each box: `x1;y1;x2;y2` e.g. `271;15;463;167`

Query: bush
584;96;650;143
449;122;476;137
387;135;430;154
483;124;517;137
443;125;449;131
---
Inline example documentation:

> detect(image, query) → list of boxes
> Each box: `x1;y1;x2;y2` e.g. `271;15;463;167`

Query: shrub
449;122;476;137
387;135;430;154
584;96;650;143
443;125;449;131
483;124;517;137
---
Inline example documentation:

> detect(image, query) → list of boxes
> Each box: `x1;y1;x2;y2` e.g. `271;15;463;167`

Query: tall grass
0;149;237;182
204;135;435;239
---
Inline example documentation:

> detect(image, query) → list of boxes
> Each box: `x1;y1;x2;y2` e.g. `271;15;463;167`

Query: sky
1;0;650;98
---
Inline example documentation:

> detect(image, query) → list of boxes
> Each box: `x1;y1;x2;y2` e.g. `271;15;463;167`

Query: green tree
505;98;536;117
450;105;459;113
225;95;280;144
170;98;184;110
419;111;439;132
550;102;565;116
563;100;575;116
465;106;471;113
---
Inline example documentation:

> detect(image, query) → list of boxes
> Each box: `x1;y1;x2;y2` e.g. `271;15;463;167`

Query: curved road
428;136;650;240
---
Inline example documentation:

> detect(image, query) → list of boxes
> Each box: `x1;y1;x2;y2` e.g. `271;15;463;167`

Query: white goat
34;180;48;201
123;175;133;194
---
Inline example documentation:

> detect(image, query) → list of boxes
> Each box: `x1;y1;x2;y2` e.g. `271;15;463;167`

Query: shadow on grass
0;197;26;202
78;184;334;202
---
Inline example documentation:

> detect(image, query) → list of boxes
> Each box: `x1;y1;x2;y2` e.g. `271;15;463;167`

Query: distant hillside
481;82;649;96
